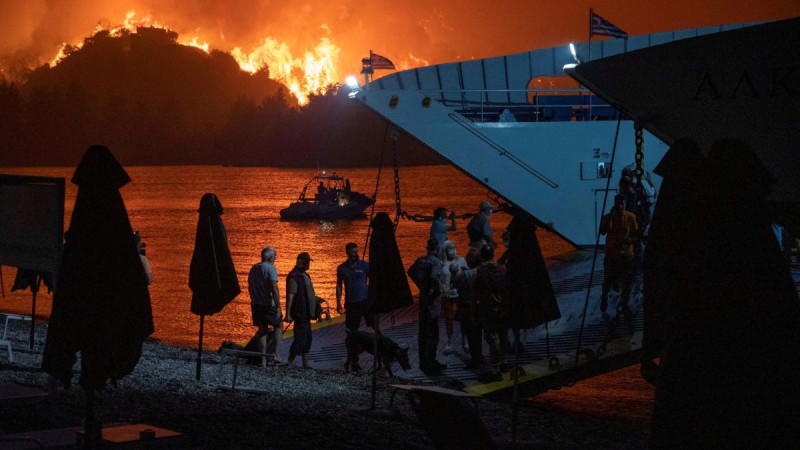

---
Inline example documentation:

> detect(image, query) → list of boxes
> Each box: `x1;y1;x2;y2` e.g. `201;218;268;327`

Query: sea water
0;164;653;424
0;165;571;349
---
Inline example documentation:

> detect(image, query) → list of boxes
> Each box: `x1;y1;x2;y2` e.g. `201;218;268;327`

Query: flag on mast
590;9;628;39
370;51;396;70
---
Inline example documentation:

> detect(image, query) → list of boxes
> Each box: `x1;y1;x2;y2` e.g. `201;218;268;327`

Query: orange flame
232;38;339;105
47;11;338;105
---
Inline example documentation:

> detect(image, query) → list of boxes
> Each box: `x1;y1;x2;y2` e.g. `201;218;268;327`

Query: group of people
245;199;509;376
248;248;321;368
408;201;512;377
597;168;654;319
247;242;375;369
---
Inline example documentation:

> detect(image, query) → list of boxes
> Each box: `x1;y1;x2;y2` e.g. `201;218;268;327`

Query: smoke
1;0;795;83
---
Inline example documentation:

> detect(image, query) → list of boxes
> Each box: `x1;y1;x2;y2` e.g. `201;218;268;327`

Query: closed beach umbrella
367;212;413;314
366;212;412;409
189;193;240;379
505;213;560;330
41;145;153;447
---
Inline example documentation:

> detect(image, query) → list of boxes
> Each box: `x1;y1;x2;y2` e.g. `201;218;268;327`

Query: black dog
344;329;411;377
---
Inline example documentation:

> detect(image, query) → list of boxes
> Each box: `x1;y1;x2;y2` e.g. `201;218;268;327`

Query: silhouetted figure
475;244;508;380
467;201;497;250
248;246;283;367
408;238;446;374
430;207;456;256
646;139;800;449
133;231;152;285
453;247;484;367
441;240;468;354
598;194;638;317
337;242;377;372
285;252;317;369
641;138;708;383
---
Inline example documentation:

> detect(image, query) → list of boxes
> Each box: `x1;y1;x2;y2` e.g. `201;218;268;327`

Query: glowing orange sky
1;0;797;87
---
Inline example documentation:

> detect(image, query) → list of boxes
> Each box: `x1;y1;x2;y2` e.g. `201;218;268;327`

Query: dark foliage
0;29;442;167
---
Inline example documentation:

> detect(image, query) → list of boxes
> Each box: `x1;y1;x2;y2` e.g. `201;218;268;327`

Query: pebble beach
0;322;650;449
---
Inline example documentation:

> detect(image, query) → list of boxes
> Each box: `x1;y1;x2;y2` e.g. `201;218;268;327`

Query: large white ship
253;18;800;401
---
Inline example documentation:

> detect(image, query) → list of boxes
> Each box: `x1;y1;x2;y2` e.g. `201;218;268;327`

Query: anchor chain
390;129;404;230
634;124;645;190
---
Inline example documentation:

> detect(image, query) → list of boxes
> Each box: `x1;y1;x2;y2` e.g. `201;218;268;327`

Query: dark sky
1;0;797;97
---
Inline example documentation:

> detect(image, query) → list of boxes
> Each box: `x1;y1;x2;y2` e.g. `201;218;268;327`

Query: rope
571;116;623;373
362;123;392;257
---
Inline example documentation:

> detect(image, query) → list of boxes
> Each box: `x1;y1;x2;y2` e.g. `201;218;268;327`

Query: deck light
345;76;360;89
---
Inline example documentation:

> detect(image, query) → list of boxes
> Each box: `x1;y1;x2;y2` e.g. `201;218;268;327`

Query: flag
590;9;628;39
370;51;396;70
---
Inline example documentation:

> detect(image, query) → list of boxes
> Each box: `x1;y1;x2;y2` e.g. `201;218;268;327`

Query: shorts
251;303;281;328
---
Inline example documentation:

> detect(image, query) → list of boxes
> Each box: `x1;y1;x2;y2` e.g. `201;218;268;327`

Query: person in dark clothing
475;244;508;378
408;238;447;374
452;247;484;368
285;252;317;369
598;193;638;318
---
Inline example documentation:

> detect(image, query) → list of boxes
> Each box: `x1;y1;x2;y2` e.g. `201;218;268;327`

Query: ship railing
417;88;619;123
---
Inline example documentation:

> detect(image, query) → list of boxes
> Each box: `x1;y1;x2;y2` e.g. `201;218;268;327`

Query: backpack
408;256;441;302
467;215;484;242
477;261;506;314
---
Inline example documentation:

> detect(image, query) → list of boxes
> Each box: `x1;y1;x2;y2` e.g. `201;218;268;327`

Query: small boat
280;173;375;220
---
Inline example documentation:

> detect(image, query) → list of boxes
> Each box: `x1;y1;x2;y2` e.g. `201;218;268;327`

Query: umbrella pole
196;314;205;380
29;275;41;350
370;315;380;410
84;388;101;449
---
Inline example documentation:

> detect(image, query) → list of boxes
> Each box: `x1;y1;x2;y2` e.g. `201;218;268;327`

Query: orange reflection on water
0;165;571;350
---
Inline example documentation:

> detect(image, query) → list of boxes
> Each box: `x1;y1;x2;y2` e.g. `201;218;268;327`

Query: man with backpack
408;238;447;375
467;201;497;250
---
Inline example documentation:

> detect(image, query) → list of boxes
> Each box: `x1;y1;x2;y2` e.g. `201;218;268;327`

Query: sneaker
268;359;288;366
420;363;443;375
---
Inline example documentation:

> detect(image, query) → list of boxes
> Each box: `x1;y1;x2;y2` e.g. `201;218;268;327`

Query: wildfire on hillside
46;11;339;105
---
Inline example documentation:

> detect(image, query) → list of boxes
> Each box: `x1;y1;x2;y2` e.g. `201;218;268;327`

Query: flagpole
588;8;593;62
587;9;593;119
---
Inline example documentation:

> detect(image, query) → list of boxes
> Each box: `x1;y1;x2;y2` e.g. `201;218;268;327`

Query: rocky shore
0;323;650;449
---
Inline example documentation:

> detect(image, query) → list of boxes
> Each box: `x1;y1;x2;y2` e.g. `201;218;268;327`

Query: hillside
0;28;441;167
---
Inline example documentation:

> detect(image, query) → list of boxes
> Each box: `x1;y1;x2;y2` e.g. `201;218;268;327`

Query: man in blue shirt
337;242;378;373
336;242;378;333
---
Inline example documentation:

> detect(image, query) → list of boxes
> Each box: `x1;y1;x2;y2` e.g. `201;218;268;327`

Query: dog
344;329;411;377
